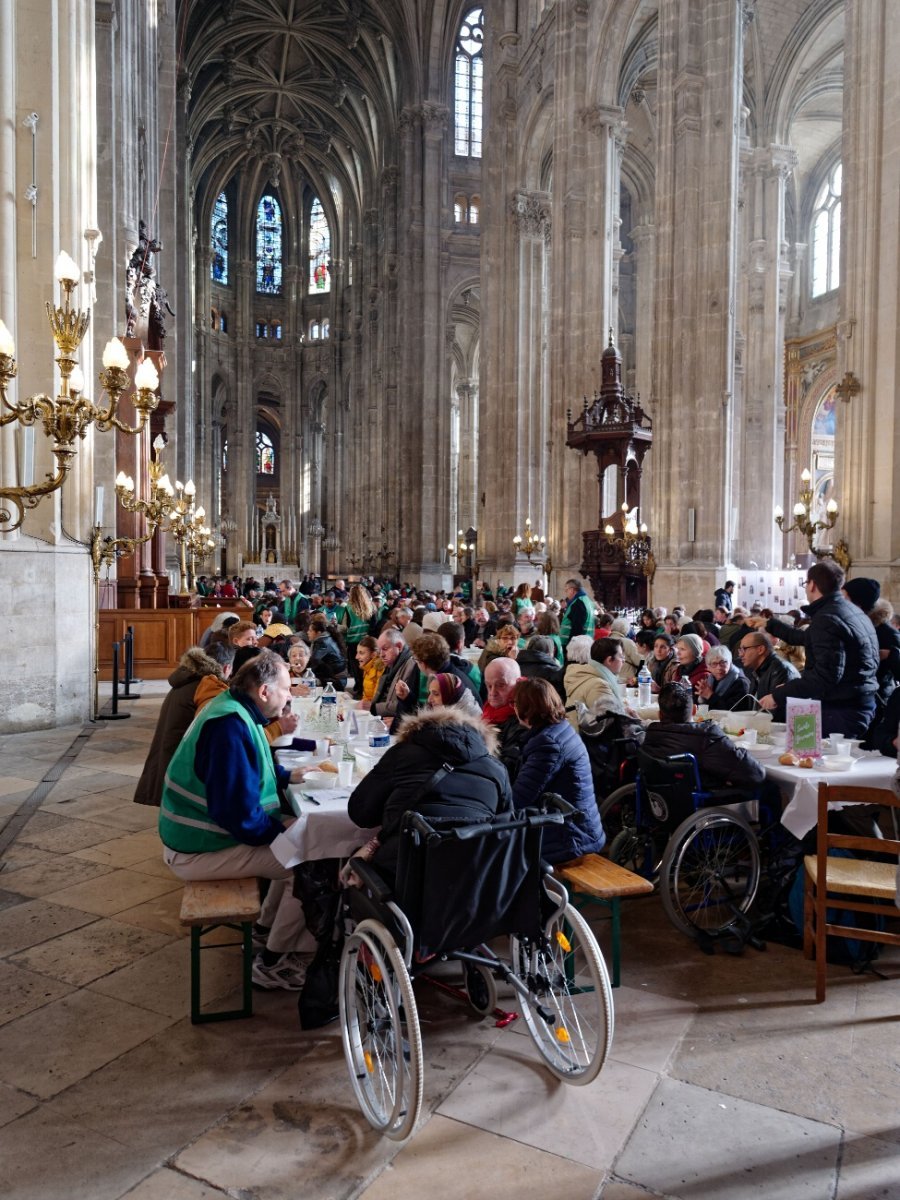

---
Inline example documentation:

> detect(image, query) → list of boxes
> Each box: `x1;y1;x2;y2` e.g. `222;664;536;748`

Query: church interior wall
2;0;900;729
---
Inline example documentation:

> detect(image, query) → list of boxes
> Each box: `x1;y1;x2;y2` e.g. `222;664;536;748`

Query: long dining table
745;749;897;839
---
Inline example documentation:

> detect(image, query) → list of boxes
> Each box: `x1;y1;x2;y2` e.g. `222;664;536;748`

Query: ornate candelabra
604;502;655;576
114;434;176;526
774;468;850;571
512;516;546;566
0;252;158;532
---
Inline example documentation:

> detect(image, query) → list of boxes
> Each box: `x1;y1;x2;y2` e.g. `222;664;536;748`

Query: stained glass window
455;8;483;158
211;192;229;283
222;439;228;473
256;430;275;475
256;194;283;294
811;163;841;298
309;197;331;294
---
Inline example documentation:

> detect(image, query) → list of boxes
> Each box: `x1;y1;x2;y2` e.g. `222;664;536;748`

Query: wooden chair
803;783;900;1003
555;853;654;987
179;878;261;1023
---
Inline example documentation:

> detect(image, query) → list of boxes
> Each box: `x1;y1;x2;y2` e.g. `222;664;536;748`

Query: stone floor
0;683;898;1200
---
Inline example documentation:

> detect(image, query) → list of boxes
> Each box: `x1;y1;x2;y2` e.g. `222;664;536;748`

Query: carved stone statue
125;221;163;339
148;285;175;351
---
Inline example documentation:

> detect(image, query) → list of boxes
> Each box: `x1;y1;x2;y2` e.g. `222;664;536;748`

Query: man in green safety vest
159;650;312;990
560;578;596;646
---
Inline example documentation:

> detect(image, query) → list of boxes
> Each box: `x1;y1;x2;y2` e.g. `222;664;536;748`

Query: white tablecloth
271;782;378;865
754;752;897;838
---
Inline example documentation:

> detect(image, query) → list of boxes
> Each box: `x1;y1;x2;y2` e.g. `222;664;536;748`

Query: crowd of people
143;558;900;991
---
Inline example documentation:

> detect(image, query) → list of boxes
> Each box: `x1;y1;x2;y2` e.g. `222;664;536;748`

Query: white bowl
746;743;775;757
303;770;339;790
822;756;854;772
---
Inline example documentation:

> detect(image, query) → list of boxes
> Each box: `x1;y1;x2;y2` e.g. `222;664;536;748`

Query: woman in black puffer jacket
348;707;512;883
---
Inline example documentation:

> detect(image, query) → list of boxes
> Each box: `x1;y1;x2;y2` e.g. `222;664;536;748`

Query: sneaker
251;952;309;991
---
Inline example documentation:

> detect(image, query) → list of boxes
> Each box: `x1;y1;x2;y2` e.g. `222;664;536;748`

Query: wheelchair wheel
600;783;638;840
660;807;761;939
463;962;497;1017
339;919;424;1140
510;903;613;1085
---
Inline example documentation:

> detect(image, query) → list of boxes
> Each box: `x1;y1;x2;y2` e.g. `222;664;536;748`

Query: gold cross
835;372;861;404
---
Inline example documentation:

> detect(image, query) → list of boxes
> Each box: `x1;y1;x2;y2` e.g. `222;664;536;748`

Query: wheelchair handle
347;857;393;902
540;792;577;817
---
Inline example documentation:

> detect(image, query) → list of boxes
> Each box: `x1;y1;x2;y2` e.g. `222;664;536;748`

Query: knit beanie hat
843;577;880;612
432;672;463;706
677;633;704;660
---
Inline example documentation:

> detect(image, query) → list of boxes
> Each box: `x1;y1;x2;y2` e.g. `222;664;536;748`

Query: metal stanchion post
120;627;142;700
98;641;131;721
124;623;143;687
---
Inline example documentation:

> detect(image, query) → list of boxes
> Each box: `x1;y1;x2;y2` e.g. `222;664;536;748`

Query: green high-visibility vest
159;692;281;854
560;593;595;644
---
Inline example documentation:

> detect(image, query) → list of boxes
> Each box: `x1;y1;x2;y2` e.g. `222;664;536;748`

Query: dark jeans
821;700;877;739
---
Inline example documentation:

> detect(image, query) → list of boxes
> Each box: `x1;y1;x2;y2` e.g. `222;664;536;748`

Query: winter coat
370;645;419;720
743;653;799;719
518;647;566;702
703;665;751;712
642;720;766;791
663;656;708;699
563;661;625;727
348;707;512;880
134;647;227;807
308;633;347;689
511;720;606;864
766;593;879;706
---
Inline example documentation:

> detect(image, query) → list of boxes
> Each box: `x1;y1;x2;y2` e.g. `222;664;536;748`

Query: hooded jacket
517;646;566;701
134;647;227;807
347;707;512;880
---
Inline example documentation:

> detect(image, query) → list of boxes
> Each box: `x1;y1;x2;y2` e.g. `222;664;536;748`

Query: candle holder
604;502;653;569
512;516;546;566
0;252;158;532
774;468;850;571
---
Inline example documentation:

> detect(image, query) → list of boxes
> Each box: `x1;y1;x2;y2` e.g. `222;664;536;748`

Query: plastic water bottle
301;667;316;688
637;663;652;708
320;681;338;731
368;717;390;750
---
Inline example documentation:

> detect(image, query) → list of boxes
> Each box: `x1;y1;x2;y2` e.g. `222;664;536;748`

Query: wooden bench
555;854;654;987
180;878;261;1024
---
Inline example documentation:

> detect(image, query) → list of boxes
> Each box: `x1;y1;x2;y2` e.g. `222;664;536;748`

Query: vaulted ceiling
180;0;409;221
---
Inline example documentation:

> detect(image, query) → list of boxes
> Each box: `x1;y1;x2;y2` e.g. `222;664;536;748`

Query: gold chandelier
0;252;158;532
512;516;546;565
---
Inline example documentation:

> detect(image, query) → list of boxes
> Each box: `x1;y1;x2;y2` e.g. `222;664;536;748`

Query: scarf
482;699;516;725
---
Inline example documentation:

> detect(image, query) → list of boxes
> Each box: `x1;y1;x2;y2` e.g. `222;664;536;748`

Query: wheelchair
337;800;614;1139
600;748;764;939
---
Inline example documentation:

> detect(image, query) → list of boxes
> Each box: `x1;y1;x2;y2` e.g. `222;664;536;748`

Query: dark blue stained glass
256;194;283;294
211;192;229;283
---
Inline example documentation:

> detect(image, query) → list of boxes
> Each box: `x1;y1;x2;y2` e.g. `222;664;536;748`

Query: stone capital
510;189;552;239
579;103;626;142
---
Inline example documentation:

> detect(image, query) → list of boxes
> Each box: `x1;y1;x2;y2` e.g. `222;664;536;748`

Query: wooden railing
98;604;247;679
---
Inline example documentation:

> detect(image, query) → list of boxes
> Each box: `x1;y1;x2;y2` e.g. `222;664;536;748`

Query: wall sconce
0;252;158;532
774;467;850;571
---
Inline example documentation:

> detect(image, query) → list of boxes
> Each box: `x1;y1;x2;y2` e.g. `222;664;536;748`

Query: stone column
839;0;900;591
650;0;743;608
734;144;796;569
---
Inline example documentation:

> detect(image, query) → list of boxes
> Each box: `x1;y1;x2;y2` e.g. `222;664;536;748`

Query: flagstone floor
0;683;898;1200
